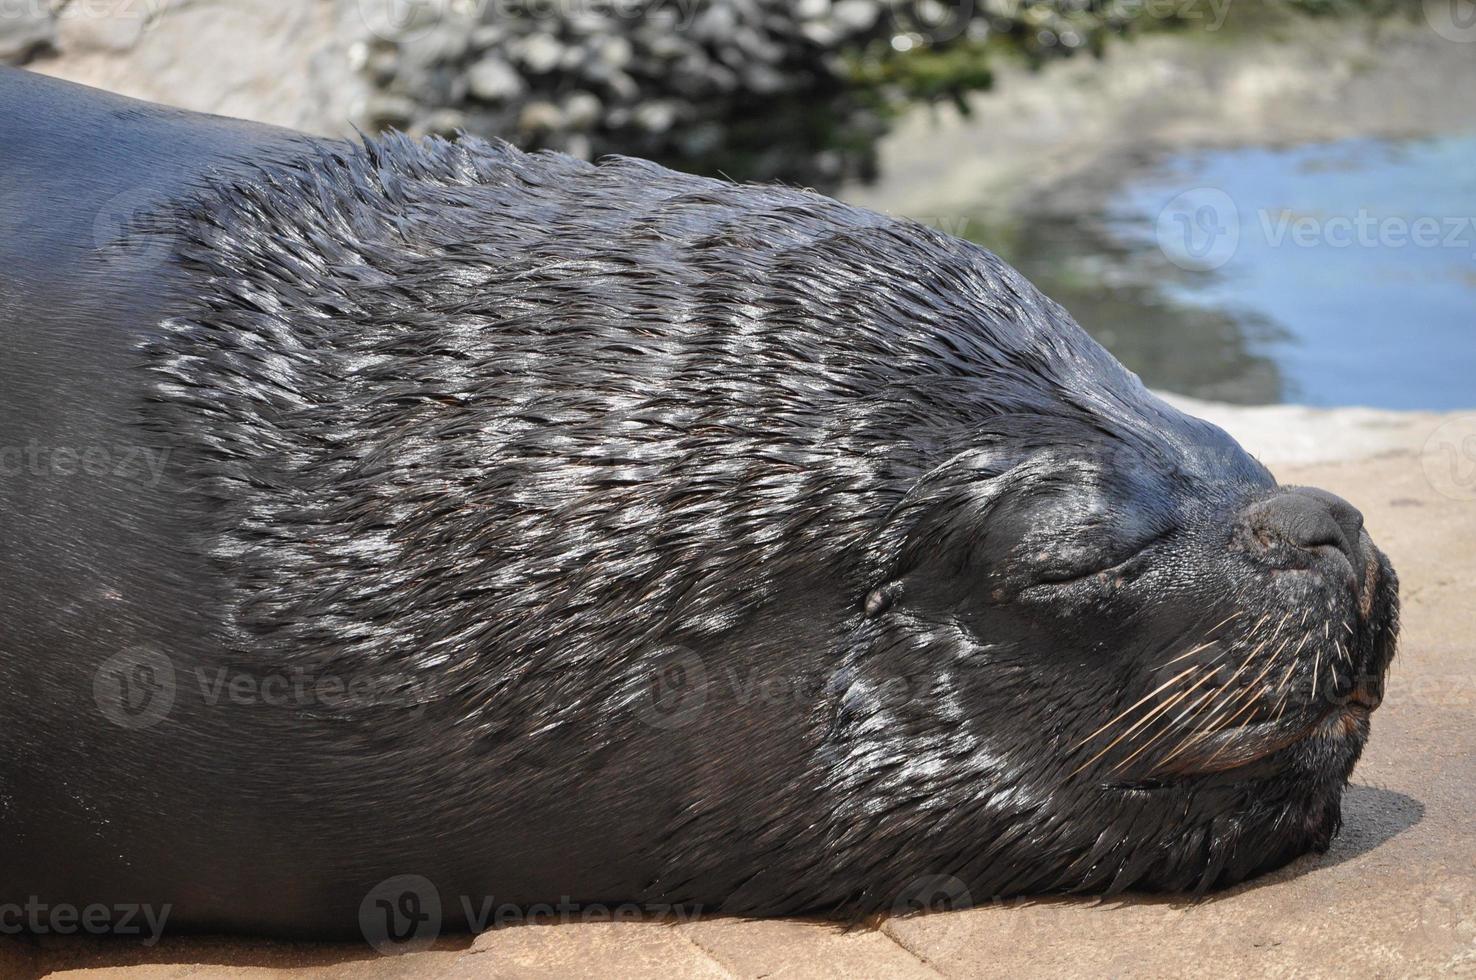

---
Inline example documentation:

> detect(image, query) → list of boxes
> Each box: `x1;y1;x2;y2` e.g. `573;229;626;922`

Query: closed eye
1022;528;1171;590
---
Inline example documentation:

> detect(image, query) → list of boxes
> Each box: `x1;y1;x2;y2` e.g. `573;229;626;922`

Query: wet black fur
0;69;1397;937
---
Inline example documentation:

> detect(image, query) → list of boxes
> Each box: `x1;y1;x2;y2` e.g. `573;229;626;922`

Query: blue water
1111;135;1476;410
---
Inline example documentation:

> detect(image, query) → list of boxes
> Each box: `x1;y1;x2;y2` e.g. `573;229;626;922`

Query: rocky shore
338;0;1134;183
7;0;1353;186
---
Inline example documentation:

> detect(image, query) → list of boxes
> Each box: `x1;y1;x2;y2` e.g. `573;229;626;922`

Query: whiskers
1069;609;1331;782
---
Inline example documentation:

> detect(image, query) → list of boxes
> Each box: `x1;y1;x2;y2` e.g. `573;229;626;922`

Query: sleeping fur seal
0;67;1398;941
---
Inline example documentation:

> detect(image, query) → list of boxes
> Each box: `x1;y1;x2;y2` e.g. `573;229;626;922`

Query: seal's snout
1243;486;1367;574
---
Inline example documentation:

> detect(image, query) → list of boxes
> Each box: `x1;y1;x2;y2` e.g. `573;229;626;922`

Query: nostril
1296;487;1365;554
1307;540;1350;565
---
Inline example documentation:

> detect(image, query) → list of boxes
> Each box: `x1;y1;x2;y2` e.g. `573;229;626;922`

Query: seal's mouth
1084;579;1394;793
1076;606;1390;792
1147;697;1374;780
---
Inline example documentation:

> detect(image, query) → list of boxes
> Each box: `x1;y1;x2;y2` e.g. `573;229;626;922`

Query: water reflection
960;135;1476;409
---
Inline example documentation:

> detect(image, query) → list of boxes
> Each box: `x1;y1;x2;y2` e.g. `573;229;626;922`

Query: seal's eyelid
1022;526;1173;589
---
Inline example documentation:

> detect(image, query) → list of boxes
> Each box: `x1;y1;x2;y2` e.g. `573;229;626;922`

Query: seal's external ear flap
873;442;1028;584
862;581;901;618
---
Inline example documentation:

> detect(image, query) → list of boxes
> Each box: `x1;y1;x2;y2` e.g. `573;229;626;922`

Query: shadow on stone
1218;782;1425;898
1309;783;1423;868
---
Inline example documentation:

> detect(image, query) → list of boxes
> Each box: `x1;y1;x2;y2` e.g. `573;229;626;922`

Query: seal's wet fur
0;70;1397;937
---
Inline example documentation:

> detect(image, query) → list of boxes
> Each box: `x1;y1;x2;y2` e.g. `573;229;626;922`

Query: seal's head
861;379;1399;899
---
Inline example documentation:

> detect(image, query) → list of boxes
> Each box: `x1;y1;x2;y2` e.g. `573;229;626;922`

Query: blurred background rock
4;0;1422;185
1;0;1126;182
5;0;1472;409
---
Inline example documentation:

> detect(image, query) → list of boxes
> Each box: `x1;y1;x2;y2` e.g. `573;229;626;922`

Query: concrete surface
3;405;1474;978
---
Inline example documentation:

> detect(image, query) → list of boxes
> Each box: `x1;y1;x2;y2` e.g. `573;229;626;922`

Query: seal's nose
1244;487;1366;570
